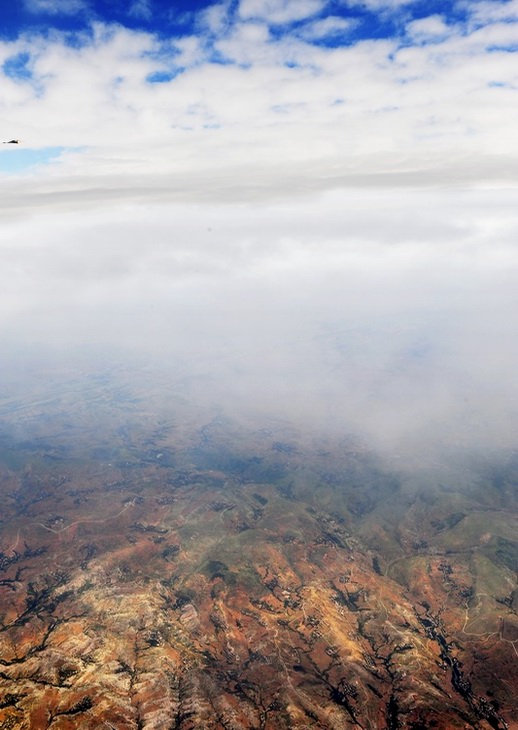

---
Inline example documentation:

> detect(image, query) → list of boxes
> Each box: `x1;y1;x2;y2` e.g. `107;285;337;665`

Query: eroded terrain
0;364;516;729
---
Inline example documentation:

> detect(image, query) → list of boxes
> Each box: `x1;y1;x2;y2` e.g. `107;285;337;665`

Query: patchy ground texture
0;365;516;729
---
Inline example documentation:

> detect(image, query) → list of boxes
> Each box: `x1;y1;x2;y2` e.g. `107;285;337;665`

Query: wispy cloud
238;0;327;25
128;0;152;22
297;16;355;40
462;0;518;25
341;0;415;10
24;0;89;15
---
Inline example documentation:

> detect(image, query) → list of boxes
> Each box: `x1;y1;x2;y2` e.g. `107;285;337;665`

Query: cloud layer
0;0;516;200
2;186;517;456
1;1;517;457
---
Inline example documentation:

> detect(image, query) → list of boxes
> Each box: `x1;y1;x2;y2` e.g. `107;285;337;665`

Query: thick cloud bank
1;1;517;456
2;187;517;456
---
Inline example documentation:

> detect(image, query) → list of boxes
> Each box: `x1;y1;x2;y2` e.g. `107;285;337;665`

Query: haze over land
2;185;518;458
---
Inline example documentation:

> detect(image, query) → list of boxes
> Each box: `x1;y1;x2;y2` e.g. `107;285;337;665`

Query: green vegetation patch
473;552;515;599
480;536;518;573
434;511;516;552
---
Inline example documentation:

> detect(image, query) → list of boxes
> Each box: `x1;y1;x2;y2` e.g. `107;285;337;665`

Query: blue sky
0;145;70;174
0;1;466;41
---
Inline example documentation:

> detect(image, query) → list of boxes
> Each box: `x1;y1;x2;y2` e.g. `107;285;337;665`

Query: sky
1;0;518;456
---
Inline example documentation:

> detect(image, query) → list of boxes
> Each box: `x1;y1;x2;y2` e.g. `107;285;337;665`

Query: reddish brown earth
0;366;516;728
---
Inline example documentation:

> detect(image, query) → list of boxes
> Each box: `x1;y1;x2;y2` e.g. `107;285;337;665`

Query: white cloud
406;15;452;42
0;10;516;193
297;16;355;40
24;0;88;15
238;0;327;25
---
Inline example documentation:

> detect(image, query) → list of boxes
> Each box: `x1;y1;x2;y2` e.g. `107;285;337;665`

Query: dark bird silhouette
3;140;21;144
